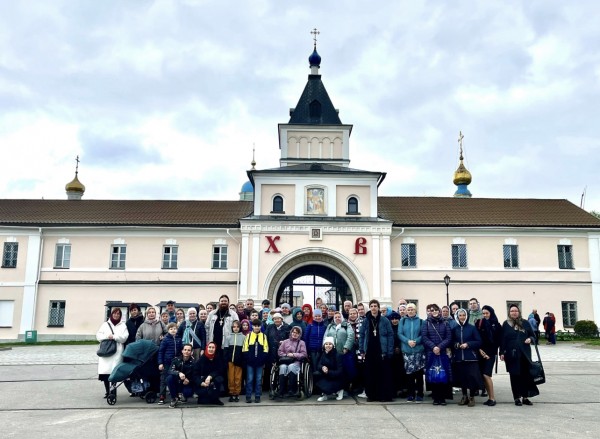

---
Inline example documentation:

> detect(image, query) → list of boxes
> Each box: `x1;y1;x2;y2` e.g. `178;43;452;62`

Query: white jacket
96;320;128;375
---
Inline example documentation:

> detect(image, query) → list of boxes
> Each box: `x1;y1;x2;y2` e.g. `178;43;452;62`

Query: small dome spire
453;131;472;198
66;155;85;200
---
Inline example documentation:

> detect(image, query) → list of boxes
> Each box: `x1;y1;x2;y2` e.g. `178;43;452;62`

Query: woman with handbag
421;303;452;406
500;304;539;406
96;307;128;398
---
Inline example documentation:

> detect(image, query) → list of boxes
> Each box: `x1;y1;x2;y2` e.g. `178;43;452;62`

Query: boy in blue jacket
158;322;182;404
242;319;269;403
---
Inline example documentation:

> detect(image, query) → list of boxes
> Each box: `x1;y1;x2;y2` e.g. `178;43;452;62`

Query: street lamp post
444;274;451;307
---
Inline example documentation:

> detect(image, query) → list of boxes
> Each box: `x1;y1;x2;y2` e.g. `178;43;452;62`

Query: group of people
96;295;542;407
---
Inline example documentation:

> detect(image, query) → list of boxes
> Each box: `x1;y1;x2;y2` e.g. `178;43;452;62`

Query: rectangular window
452;244;467;269
558;245;574;269
110;245;126;269
562;301;577;327
401;244;417;268
2;242;18;268
455;300;469;310
48;300;66;327
0;300;15;327
503;244;519;269
162;245;178;269
212;245;228;269
54;244;71;269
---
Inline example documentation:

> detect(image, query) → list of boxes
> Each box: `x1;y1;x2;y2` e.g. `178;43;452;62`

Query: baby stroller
107;339;160;405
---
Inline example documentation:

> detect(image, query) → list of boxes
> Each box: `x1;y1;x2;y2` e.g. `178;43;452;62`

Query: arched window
347;196;358;214
309;99;322;121
272;195;284;213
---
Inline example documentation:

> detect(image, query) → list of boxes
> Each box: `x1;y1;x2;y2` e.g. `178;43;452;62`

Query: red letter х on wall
265;236;281;253
354;237;367;255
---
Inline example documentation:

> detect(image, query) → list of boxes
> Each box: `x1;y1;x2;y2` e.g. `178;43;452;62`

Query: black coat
266;323;290;361
314;349;345;394
125;314;144;346
500;319;535;375
193;354;224;388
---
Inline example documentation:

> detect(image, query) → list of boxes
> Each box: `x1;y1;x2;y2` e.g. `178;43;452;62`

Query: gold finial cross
75;155;80;175
310;28;320;46
251;143;256;170
457;131;464;160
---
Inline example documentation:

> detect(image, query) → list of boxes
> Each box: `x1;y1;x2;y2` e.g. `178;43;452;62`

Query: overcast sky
1;1;599;213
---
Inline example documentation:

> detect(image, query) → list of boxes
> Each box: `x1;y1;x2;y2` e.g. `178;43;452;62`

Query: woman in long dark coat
500;304;538;406
421;303;453;405
451;309;483;407
475;305;501;406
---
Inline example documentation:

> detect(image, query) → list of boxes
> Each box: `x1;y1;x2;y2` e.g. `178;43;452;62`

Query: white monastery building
1;43;600;341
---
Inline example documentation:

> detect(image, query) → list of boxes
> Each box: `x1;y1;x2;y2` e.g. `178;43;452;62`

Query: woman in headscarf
475;305;501;406
96;307;128;398
398;303;425;402
324;311;355;355
451;308;483;407
290;307;307;334
135;306;166;345
500;304;538;406
302;303;314;325
194;341;225;405
315;337;345;401
240;319;251;336
421;303;452;405
176;307;206;359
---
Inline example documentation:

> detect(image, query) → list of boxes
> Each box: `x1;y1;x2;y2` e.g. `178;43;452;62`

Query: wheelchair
269;357;313;399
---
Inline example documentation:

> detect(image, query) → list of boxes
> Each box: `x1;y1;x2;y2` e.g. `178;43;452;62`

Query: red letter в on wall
265;236;281;253
354;237;367;255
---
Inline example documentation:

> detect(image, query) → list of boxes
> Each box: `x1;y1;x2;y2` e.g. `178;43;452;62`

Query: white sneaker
358;391;367;398
317;394;328;402
336;391;344;401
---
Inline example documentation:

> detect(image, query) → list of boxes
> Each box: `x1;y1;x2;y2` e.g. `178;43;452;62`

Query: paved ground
0;342;599;438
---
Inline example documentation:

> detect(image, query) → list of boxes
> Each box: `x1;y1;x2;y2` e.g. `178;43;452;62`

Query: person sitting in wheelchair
276;326;307;398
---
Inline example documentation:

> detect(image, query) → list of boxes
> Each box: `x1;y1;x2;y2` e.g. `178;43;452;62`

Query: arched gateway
265;249;367;308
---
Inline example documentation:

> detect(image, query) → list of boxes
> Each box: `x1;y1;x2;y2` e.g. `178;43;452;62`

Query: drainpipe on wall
32;227;44;333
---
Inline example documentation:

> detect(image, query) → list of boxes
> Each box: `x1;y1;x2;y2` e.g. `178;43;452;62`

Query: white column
382;235;392;301
239;232;250;298
20;232;42;334
251;233;260;298
372;235;380;299
589;234;600;325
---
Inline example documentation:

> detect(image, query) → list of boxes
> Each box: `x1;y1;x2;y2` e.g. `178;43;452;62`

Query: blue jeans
166;374;194;400
246;365;263;399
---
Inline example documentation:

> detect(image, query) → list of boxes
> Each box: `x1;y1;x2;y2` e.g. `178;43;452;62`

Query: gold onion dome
65;173;85;193
453;158;472;185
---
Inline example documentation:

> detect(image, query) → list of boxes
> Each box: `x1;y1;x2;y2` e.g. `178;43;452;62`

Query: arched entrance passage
266;250;366;308
276;265;352;309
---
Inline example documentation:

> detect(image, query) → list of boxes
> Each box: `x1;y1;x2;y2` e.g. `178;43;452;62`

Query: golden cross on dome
310;28;320;46
75;155;80;175
457;131;464;160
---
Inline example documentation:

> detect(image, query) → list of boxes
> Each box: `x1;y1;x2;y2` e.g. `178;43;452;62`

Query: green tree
590;210;600;219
